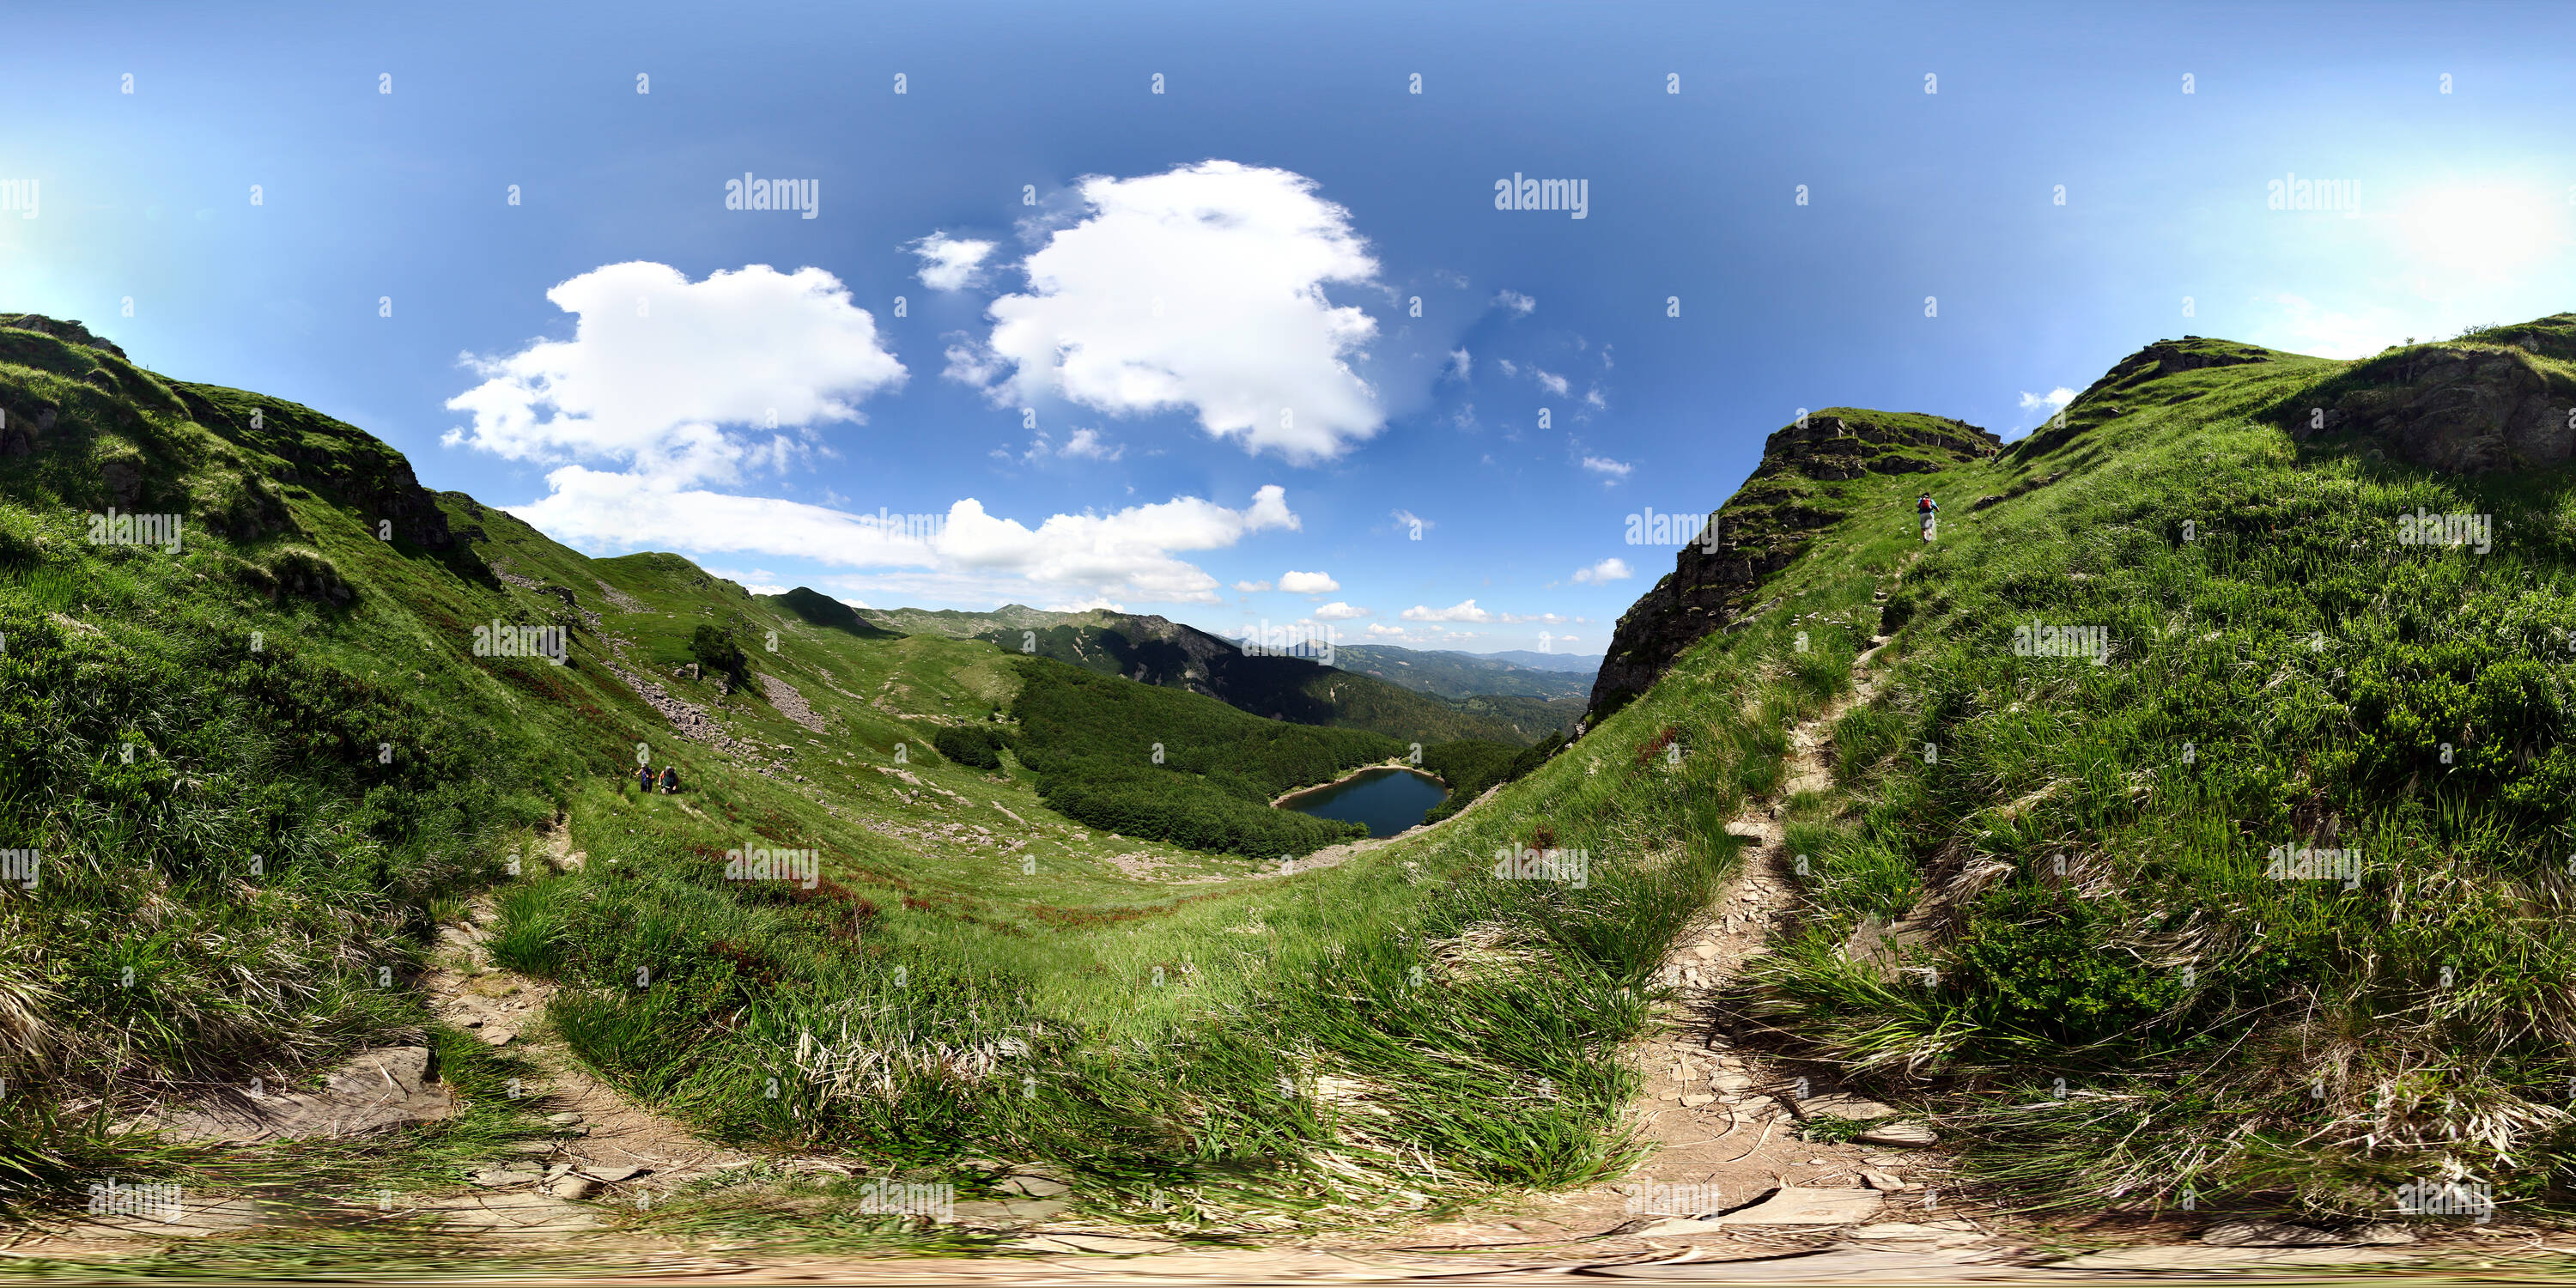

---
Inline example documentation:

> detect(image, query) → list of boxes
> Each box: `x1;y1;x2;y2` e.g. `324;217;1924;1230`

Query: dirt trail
1398;610;1980;1261
422;817;756;1216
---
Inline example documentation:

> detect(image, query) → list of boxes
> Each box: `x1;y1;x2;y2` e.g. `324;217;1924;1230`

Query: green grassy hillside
0;318;1714;1242
1662;322;2576;1221
18;308;2576;1249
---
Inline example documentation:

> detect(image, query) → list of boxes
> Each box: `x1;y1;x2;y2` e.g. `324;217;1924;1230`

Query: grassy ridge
1719;331;2576;1218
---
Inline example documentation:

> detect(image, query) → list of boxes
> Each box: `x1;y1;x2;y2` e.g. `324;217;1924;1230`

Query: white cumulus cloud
443;262;905;488
1059;427;1122;460
1313;602;1371;620
945;160;1384;462
1401;598;1495;623
1279;569;1341;594
508;476;1297;606
1572;557;1632;584
1234;579;1273;592
1495;290;1535;316
911;233;997;292
2018;386;2077;416
1581;455;1633;479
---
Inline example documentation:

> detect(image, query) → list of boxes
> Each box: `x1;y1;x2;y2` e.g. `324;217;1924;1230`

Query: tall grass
1731;346;2576;1220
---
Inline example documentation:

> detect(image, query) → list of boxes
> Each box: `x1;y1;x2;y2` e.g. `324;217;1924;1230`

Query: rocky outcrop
2011;337;2276;459
0;313;128;361
2296;342;2576;474
0;388;58;458
171;381;458;550
1586;410;1999;724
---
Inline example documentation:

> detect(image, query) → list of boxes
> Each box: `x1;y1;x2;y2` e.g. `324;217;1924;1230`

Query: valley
9;311;2576;1276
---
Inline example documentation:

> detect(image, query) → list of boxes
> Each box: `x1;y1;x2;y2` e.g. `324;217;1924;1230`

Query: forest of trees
1008;659;1400;857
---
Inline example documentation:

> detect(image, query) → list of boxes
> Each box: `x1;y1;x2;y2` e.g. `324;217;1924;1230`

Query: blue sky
5;2;2573;657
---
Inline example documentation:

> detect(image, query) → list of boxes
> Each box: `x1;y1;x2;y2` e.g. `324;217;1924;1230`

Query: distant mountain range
862;605;1582;745
1481;649;1602;673
1327;645;1593;700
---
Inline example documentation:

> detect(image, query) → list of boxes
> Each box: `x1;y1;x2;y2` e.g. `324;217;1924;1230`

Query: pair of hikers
635;764;679;794
1917;493;1938;541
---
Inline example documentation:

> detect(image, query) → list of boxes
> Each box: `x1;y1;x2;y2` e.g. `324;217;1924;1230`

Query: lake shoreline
1269;760;1448;810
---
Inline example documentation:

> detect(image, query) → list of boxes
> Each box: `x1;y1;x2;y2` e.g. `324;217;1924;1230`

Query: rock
142;1046;453;1144
1791;1092;1897;1121
1710;1072;1753;1092
951;1197;1069;1225
1715;1186;1884;1227
577;1163;647;1183
545;1112;584;1126
547;1176;601;1200
507;1141;556;1156
1680;1093;1716;1107
2055;1245;2417;1271
1691;945;1719;960
0;313;130;359
428;1190;603;1234
999;1173;1071;1198
1856;1121;1937;1147
459;1016;485;1029
2300;337;2576;474
1861;1170;1907;1191
1586;411;2000;722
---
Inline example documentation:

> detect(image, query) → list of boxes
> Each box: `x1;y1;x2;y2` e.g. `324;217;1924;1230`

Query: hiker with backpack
1917;493;1939;542
659;765;679;794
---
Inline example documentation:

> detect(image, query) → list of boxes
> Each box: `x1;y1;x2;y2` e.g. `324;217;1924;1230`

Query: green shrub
690;623;750;690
